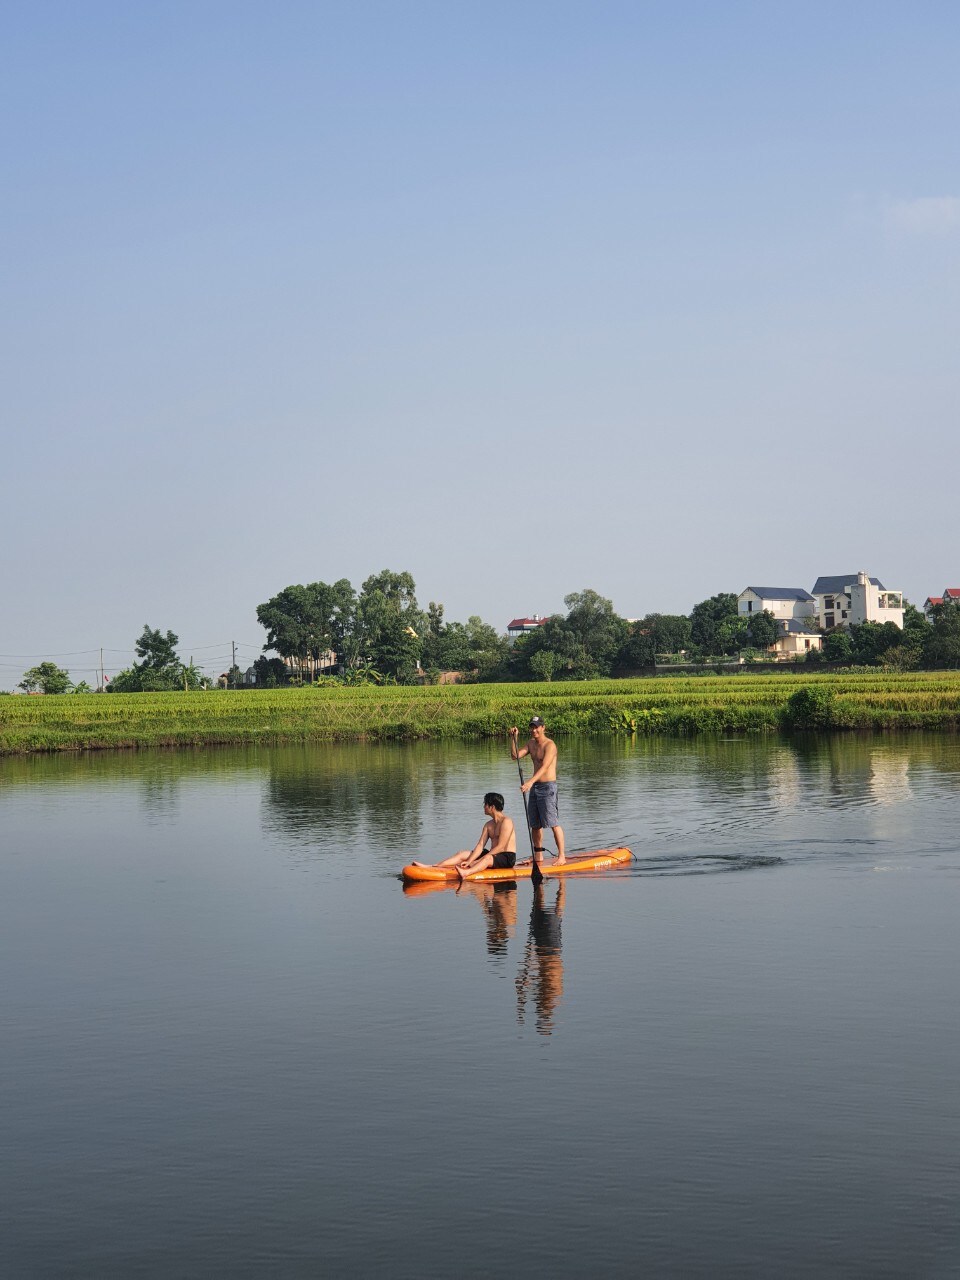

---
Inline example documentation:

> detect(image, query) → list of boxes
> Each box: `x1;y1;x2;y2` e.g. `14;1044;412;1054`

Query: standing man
510;717;566;868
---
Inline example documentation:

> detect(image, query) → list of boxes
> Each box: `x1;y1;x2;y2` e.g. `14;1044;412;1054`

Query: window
747;600;753;612
825;613;835;628
825;597;834;609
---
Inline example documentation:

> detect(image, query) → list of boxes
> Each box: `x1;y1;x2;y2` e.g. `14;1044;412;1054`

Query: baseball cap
529;716;545;728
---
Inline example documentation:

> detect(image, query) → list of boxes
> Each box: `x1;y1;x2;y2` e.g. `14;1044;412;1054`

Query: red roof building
507;614;549;638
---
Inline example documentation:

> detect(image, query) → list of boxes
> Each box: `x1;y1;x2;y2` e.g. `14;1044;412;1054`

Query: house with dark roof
737;587;815;621
811;571;903;630
769;618;823;660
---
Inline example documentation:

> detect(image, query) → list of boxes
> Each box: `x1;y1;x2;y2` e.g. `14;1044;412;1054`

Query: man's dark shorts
528;781;560;829
491;851;517;870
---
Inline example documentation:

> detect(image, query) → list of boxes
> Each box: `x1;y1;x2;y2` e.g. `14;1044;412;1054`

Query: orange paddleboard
400;846;633;883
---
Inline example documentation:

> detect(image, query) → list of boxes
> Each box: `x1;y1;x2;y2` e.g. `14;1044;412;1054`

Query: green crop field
3;671;960;754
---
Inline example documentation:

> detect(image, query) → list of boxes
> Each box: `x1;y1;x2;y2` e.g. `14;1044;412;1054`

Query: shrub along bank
3;672;960;754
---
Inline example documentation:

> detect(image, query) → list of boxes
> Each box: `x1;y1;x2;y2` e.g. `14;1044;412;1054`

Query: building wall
848;572;904;628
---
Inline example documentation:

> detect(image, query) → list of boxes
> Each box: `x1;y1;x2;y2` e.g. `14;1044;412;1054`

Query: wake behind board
401;846;633;883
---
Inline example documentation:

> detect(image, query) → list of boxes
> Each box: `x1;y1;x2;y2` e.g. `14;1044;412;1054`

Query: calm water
3;735;960;1278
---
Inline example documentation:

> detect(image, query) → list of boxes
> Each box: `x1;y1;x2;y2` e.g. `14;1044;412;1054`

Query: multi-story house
811;572;904;631
507;615;548;641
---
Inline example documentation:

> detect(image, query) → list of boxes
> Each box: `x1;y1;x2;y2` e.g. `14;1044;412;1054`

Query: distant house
769;618;823;661
738;587;815;621
811;572;903;631
924;588;960;619
507;615;548;640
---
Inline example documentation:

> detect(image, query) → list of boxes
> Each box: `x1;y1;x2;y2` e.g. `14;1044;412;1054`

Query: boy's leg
457;852;495;880
412;849;471;868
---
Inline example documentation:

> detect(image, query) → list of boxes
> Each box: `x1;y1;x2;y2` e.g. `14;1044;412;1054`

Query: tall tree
690;593;739;653
923;601;960;668
136;625;180;671
357;570;424;681
563;588;629;676
256;582;347;676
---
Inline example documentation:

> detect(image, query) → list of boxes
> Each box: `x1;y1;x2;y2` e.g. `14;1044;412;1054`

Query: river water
2;735;960;1278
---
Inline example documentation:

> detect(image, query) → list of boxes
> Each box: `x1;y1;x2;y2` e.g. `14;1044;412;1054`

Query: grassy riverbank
3;671;960;753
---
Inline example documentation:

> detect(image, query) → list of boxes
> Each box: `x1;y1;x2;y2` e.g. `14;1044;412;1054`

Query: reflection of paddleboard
400;847;633;883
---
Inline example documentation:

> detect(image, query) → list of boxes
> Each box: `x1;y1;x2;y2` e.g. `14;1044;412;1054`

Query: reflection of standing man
517;879;565;1035
510;716;565;868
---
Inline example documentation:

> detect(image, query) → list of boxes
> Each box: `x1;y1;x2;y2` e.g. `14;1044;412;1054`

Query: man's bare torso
527;735;558;781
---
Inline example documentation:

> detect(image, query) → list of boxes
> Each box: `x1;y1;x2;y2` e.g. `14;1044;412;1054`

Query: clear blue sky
2;2;958;685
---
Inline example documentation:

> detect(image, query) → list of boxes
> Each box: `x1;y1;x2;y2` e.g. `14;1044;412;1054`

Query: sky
2;1;958;686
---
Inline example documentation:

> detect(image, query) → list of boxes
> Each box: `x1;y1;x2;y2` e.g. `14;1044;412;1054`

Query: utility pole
100;647;105;693
232;641;237;688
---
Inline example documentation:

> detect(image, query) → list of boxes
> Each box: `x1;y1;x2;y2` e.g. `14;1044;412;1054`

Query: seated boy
413;793;517;880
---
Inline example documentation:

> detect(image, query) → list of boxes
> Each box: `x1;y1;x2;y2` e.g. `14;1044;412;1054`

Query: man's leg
551;825;566;864
530;827;546;869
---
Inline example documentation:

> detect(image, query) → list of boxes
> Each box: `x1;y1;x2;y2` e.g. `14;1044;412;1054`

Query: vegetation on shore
3;671;960;754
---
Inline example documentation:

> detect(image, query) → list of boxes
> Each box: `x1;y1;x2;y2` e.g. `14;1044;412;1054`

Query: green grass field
3;671;960;753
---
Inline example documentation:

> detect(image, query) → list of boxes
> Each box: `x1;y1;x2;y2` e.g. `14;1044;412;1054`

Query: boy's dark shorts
491;851;517;870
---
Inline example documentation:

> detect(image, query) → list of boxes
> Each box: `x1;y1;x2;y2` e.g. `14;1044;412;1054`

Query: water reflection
459;881;519;957
516;880;565;1036
401;876;566;1035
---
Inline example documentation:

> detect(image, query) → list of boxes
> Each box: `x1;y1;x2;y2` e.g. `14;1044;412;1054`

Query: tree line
12;575;960;693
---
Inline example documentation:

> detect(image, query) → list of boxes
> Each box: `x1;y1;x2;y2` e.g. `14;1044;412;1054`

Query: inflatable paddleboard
400;846;633;883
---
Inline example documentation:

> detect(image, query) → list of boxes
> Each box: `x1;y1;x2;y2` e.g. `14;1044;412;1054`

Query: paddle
512;728;543;885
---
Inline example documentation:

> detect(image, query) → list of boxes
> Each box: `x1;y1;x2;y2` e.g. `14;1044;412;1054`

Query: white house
811;572;903;631
738;587;816;621
769;618;823;661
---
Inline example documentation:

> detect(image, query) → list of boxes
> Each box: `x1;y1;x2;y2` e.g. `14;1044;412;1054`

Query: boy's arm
468;822;493;860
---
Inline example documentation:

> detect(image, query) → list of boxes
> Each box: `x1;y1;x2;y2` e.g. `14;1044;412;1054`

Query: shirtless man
510;716;566;868
412;793;517;880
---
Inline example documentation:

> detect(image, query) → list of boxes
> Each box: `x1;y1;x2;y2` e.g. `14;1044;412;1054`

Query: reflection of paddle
512;729;543;885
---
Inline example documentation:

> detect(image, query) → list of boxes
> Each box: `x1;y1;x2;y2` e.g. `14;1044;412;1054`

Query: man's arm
509;727;528;760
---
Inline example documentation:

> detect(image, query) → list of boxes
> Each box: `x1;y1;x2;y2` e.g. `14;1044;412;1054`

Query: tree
108;625;201;691
616;614;692;670
136;625;180;671
563;588;629;676
823;629;853;662
745;610;778;650
690;593;739;653
357;570;425;681
923;601;960;668
529;649;558;682
848;621;901;665
256;582;347;678
715;615;750;655
18;661;72;694
252;656;290;688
